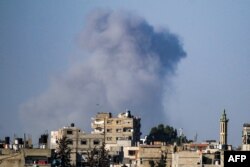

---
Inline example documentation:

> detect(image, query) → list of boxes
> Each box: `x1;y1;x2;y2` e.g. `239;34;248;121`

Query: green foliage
146;124;188;145
55;136;72;167
149;160;155;167
86;142;110;167
148;155;166;167
156;154;166;167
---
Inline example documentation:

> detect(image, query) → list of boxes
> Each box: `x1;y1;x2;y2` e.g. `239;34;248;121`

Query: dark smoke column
78;10;187;133
19;10;186;137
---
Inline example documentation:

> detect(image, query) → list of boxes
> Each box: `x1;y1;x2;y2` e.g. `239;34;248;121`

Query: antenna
179;128;183;137
179;128;184;145
194;133;198;143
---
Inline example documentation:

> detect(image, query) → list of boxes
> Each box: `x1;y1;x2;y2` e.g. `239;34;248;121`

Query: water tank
71;123;75;127
5;137;10;144
18;138;23;144
14;139;19;144
39;134;48;144
42;135;48;143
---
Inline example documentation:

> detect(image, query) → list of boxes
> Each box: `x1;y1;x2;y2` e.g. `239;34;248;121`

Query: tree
146;124;188;145
54;136;72;167
86;146;99;167
86;142;110;167
156;154;166;167
98;142;110;167
149;160;155;167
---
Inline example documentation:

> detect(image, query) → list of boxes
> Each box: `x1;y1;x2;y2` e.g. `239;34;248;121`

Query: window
107;137;112;141
116;129;122;133
123;128;132;132
68;139;73;145
67;130;73;135
124;120;131;124
128;150;136;156
93;140;100;145
127;136;132;140
116;120;121;124
116;137;124;141
81;139;87;145
107;129;112;133
107;120;112;124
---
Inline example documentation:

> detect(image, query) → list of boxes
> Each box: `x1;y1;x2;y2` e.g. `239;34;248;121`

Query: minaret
220;109;229;145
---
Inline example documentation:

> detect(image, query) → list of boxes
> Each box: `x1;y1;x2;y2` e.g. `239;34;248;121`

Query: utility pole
104;117;106;143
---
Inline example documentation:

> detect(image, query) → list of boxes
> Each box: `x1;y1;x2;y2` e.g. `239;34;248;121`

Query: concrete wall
0;149;51;167
172;151;201;167
0;153;22;167
172;151;224;167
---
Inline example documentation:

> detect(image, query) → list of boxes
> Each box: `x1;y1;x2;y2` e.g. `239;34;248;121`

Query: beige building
91;111;141;147
242;123;250;151
91;111;141;165
172;151;201;167
172;150;223;167
171;142;224;167
0;148;51;167
122;144;172;167
123;146;139;166
50;123;104;166
139;145;172;167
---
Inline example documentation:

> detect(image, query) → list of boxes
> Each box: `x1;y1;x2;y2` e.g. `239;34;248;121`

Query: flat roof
243;123;250;127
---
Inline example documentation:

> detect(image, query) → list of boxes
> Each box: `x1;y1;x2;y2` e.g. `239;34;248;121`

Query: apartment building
91;110;141;147
50;123;104;166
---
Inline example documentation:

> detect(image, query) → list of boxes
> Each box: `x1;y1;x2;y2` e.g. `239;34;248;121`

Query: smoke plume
19;10;186;135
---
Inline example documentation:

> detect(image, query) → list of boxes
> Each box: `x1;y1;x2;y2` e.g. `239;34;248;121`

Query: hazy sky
0;0;249;147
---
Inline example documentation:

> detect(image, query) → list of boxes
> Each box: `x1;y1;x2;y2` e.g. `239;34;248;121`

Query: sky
0;0;250;147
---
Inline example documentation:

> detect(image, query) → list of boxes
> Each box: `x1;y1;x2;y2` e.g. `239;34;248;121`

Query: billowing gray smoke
19;10;186;135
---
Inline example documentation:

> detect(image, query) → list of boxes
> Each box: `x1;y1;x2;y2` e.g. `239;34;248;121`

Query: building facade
242;123;250;151
122;144;172;167
91;110;141;147
0;148;51;167
50;123;104;166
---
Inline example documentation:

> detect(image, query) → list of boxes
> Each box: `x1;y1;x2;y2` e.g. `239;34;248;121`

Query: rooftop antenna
179;128;184;145
179;128;183;137
194;133;198;143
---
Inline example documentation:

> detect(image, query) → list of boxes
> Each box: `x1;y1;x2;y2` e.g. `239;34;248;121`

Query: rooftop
243;123;250;127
